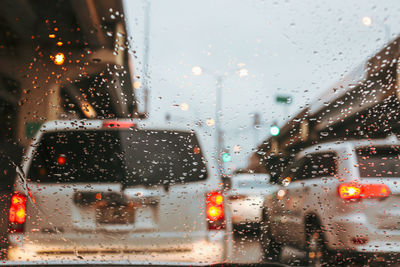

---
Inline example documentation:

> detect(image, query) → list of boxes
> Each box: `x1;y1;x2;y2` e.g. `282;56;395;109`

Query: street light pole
191;66;248;171
215;76;223;168
142;0;151;116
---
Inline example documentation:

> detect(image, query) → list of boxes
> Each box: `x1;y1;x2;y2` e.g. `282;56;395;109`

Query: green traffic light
222;152;232;162
270;125;280;136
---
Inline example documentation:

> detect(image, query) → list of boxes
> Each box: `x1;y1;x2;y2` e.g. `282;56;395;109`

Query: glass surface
29;130;207;185
1;0;400;265
357;146;400;178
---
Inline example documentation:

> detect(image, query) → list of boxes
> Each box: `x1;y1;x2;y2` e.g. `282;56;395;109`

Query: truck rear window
357;146;400;178
28;129;207;185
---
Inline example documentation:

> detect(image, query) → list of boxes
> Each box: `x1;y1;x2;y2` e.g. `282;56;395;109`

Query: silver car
7;120;233;263
227;173;270;228
262;136;400;265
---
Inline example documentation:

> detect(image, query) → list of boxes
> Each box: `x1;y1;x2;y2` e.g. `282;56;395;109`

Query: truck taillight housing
338;183;390;200
102;121;135;129
9;192;27;232
206;191;225;230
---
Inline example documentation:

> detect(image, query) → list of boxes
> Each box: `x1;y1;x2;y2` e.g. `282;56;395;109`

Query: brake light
206;191;225;230
9;193;27;231
338;183;390;200
57;154;66;165
103;121;135;129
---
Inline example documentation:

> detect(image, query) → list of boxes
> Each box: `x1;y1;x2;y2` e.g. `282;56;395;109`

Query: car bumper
229;198;263;225
328;215;400;254
8;232;228;264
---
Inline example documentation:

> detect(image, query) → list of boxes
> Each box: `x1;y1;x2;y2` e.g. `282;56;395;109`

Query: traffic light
270;125;280;136
222;151;232;162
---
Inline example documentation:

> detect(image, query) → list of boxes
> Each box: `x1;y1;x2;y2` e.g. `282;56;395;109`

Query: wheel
304;218;334;266
260;210;282;262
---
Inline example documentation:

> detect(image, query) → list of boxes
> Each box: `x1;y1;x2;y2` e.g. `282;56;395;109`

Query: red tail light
57;154;67;165
9;193;27;232
103;121;135;129
206;191;225;230
338;183;390;200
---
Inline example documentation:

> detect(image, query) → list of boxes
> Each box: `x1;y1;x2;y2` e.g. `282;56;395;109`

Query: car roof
299;135;400;157
37;119;216;157
33;119;219;178
39;119;196;133
17;119;223;194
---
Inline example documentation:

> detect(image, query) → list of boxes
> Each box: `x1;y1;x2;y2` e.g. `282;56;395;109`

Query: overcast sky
124;0;400;169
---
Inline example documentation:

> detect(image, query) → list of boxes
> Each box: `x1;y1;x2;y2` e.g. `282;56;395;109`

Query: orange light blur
277;189;286;200
193;146;201;154
11;194;26;205
362;184;390;198
207;206;222;219
9;193;27;224
206;192;224;222
338;183;390;200
56;41;63;46
57;155;66;165
15;207;26;224
215;194;223;205
338;184;361;199
81;102;97;118
52;52;65;65
48;34;56;38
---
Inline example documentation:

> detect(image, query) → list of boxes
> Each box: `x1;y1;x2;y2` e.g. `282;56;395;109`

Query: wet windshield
357;146;400;178
1;0;400;266
28;130;207;185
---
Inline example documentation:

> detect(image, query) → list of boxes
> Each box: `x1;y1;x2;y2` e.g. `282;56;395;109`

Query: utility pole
142;0;150;116
191;66;248;171
253;112;260;145
215;76;223;169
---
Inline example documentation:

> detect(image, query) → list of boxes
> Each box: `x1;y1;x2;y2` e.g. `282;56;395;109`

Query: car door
268;158;305;245
283;152;338;248
278;156;311;247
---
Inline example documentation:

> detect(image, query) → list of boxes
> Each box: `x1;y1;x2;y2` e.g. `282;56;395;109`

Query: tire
304;217;333;266
260;210;282;262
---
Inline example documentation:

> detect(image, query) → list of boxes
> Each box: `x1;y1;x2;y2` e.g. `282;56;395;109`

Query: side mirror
221;175;232;191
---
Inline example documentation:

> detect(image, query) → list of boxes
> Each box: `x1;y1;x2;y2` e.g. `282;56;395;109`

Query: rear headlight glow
103;121;135;129
206;191;225;230
9;193;27;227
338;183;390;200
57;154;66;165
208;205;223;218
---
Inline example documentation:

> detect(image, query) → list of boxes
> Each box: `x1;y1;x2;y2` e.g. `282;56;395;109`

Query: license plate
96;205;135;224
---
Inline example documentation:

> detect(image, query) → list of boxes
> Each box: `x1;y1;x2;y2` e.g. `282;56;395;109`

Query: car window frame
279;151;339;184
298;151;338;181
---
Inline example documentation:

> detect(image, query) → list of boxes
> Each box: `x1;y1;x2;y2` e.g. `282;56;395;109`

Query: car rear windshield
356;146;400;178
28;129;207;185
